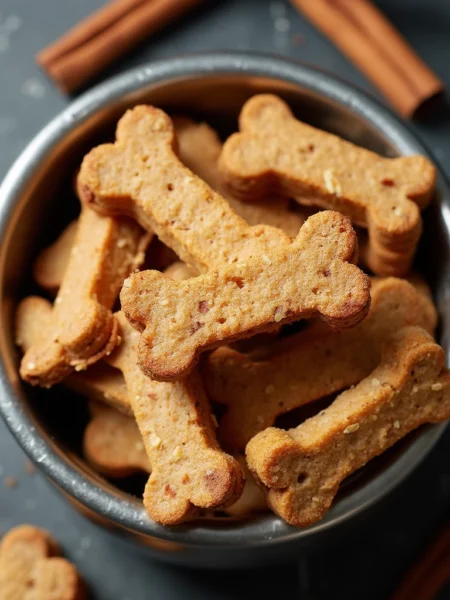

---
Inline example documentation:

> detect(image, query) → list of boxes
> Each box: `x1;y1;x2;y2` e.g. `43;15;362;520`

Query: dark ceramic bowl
0;53;449;568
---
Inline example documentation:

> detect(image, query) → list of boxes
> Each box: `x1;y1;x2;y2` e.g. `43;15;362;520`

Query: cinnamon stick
37;0;206;94
390;525;450;600
291;0;444;118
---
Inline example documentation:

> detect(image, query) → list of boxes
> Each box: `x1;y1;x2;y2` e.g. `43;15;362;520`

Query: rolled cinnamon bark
37;0;206;93
291;0;444;118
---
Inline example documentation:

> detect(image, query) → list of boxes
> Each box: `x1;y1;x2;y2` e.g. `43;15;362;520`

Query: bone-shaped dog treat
78;105;292;273
246;326;450;527
83;401;263;518
16;296;132;414
107;312;244;525
203;277;437;450
0;525;85;600
173;116;305;237
20;206;148;387
223;455;267;518
219;94;436;275
84;402;151;477
33;219;78;295
72;262;194;410
162;260;197;281
357;229;414;277
121;211;370;381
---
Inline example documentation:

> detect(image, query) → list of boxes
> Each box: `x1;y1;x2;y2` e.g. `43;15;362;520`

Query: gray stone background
0;1;449;598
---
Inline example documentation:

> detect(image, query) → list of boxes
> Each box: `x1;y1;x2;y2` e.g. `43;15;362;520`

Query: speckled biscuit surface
33;220;78;295
0;525;85;600
108;312;244;525
223;455;267;517
20;206;148;387
121;211;370;381
84;402;150;477
203;277;437;449
16;296;131;414
174;116;304;237
162;260;198;281
246;326;450;527
219;94;436;275
77;105;292;273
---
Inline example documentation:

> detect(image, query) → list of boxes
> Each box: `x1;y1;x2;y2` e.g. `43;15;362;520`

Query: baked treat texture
246;326;450;527
0;525;85;600
78;105;292;273
219;94;436;275
174;116;305;237
203;277;437;449
108;312;244;525
20;206;147;387
121;210;370;381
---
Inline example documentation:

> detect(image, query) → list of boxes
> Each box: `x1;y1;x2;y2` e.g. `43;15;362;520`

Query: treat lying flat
33;219;78;295
174;116;304;237
203;277;437;449
20;206;148;387
78;105;292;273
84;402;150;477
247;326;450;527
16;296;131;414
0;524;85;600
108;312;244;525
121;211;371;381
219;94;436;275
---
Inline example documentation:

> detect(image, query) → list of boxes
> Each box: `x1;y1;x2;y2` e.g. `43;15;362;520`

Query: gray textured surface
0;0;450;598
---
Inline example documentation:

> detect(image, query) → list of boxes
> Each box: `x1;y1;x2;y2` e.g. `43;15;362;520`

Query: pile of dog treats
16;94;450;527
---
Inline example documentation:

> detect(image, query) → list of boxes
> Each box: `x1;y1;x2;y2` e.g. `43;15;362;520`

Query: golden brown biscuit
173;116;304;237
246;326;450;527
203;277;437;449
84;401;265;518
77;105;292;273
15;296;132;414
108;312;244;525
121;211;370;381
219;94;436;275
223;455;267;518
162;260;198;281
83;402;150;477
33;220;78;295
20;206;148;387
0;525;85;600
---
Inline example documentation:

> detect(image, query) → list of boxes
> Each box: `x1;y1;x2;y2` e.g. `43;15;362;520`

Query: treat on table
121;210;370;381
0;524;85;600
219;94;436;276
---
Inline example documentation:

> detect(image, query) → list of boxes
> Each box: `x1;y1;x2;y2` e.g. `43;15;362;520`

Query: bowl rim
0;51;448;548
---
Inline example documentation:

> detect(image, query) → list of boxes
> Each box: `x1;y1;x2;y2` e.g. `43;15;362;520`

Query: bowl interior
0;55;449;550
